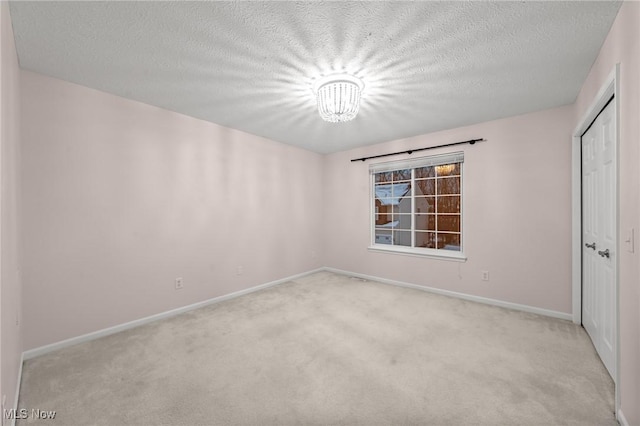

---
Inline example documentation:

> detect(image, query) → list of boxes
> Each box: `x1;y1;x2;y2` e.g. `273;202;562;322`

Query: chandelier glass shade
435;164;456;175
313;74;364;123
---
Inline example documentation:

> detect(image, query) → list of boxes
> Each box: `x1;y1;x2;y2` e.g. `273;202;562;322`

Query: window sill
367;245;467;262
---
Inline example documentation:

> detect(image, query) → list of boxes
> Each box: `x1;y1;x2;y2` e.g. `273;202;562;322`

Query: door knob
585;242;596;250
598;249;610;258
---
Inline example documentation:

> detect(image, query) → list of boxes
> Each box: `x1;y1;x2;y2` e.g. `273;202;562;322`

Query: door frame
571;63;620;415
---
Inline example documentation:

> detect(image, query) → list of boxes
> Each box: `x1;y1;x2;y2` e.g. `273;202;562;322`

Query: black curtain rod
350;138;485;162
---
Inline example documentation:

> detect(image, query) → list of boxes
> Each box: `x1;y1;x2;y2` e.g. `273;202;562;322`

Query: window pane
437;233;461;251
375;200;393;216
375;183;410;207
393;214;412;230
415;231;436;248
414;196;435;214
394;169;411;182
374;183;393;199
393;230;411;246
392;183;411;198
415;214;435;231
437;215;460;232
415;166;435;179
437;177;460;195
375;172;393;183
375;214;394;227
435;163;460;177
375;229;392;245
437;196;460;213
415;179;435;196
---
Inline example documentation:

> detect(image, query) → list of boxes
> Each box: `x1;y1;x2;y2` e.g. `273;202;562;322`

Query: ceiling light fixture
313;74;364;123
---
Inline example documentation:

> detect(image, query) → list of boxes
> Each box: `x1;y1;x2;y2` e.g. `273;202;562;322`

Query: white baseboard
324;267;573;321
9;352;24;426
21;267;574;361
618;408;629;426
23;268;324;360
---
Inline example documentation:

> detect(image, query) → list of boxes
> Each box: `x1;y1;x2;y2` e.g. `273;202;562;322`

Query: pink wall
0;0;23;413
323;106;574;314
574;2;640;424
20;71;324;350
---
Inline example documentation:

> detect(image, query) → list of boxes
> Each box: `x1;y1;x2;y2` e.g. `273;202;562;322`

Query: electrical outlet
236;266;243;275
481;271;490;281
175;277;184;290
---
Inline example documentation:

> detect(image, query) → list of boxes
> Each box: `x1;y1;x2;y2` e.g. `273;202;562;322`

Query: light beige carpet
18;271;616;425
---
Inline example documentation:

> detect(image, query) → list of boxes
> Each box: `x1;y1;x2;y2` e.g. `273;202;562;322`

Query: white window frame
368;152;467;261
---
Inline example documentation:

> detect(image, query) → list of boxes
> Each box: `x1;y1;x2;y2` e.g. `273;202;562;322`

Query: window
370;152;464;259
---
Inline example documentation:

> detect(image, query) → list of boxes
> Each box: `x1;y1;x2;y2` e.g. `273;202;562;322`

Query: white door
581;98;616;379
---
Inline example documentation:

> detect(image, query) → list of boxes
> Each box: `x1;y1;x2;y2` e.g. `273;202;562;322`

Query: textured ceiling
9;1;621;154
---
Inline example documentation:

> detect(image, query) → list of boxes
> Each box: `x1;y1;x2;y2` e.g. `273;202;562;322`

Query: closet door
581;99;616;379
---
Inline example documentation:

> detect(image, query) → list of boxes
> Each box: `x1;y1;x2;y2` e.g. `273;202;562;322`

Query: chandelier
313;74;364;123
